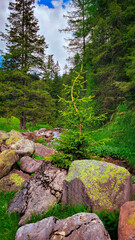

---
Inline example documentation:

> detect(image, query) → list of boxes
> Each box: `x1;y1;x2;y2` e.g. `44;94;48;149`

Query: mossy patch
10;173;25;187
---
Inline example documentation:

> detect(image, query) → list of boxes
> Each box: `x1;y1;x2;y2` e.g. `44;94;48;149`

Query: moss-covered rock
0;169;30;192
0;150;19;179
6;130;23;147
62;160;132;212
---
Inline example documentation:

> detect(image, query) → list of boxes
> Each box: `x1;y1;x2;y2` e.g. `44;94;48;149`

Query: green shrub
36;137;47;145
54;130;89;159
50;152;73;169
95;209;119;240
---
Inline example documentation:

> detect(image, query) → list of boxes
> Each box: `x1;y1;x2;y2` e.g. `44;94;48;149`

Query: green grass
26;203;90;224
0;117;53;132
0;191;20;240
89;102;135;167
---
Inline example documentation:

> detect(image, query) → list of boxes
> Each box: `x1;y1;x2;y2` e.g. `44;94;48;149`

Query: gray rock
15;213;111;240
9;162;67;225
15;216;56;240
20;156;43;173
51;212;111;240
11;139;35;156
62;160;133;212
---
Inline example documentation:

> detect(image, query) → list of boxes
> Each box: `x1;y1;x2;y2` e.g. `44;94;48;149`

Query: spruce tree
0;0;47;72
0;0;50;129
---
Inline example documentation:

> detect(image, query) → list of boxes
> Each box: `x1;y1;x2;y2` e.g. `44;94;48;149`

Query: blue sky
0;56;2;67
37;0;70;9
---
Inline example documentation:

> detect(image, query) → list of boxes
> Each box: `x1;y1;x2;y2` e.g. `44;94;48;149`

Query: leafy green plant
17;160;21;166
0;191;20;240
94;209;119;240
36;137;47;146
33;152;44;160
131;175;135;184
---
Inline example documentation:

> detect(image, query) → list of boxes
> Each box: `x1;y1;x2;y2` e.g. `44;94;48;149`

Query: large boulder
20;156;43;173
62;160;132;212
11;139;35;156
6;130;23;147
9;161;67;225
118;201;135;240
0;150;19;179
0;169;30;192
35;143;55;157
15;213;111;240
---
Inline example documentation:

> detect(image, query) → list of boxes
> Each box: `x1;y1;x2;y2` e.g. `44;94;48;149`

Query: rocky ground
0;128;135;240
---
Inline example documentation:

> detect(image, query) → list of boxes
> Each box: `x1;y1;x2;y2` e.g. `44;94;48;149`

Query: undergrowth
90;102;135;167
0;191;20;240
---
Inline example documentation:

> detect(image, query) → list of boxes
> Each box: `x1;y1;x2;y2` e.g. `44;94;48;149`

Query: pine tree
0;0;47;72
0;0;51;129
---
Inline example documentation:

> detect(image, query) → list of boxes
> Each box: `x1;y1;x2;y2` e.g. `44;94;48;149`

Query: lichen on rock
10;173;25;187
63;160;132;212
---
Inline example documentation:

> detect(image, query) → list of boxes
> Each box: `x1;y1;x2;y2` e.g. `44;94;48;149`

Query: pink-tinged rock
15;213;111;240
15;217;56;240
35;143;55;157
20;156;43;173
0;150;19;179
118;201;135;240
0;169;30;192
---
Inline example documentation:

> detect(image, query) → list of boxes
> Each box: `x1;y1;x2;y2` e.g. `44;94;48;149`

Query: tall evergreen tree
0;0;50;129
0;0;47;72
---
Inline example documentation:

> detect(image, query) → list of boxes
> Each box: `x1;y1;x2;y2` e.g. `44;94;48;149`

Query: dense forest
0;0;134;167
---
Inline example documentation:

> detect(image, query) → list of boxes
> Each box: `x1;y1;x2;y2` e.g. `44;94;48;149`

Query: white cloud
34;1;71;74
0;0;71;74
